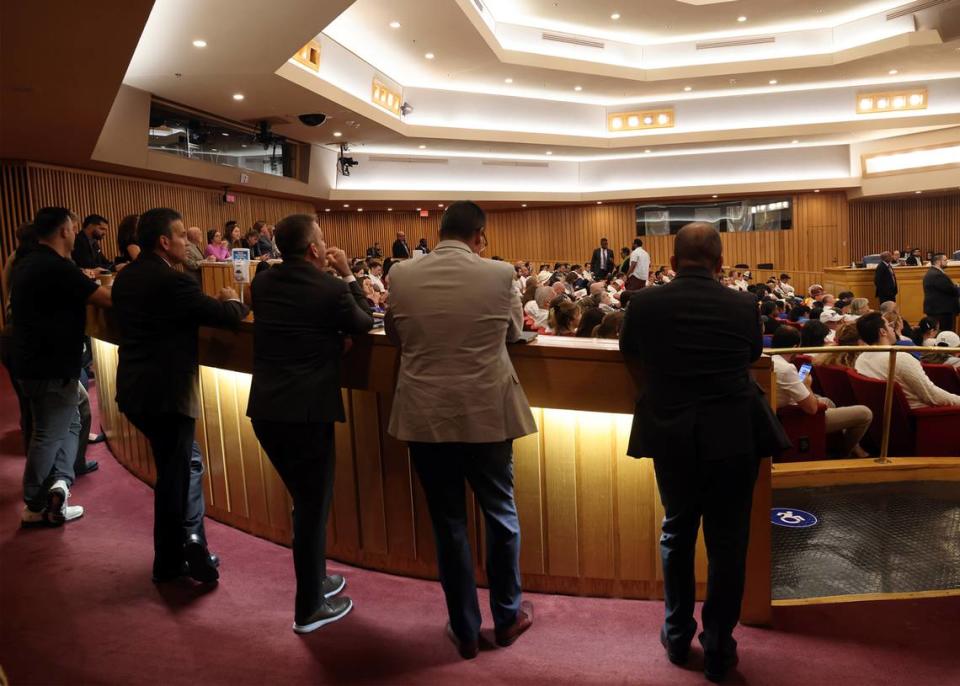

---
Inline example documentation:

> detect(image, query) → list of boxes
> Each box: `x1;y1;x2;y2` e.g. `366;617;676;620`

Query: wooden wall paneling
614;414;657;583
576;411;617;580
211;369;251;520
513;416;546;575
377;392;418;559
849;194;960;259
199;366;231;512
0;162;32;327
542;409;580;577
350;389;389;554
331;389;361;553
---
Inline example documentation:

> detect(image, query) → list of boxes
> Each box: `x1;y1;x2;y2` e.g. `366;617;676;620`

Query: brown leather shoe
494;601;534;647
445;623;479;659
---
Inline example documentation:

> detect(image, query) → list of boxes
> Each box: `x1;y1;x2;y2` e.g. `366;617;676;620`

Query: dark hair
548;298;579;333
274;213;317;258
439;201;485;241
245;229;260;241
600;237;608;243
368;260;383;271
594;311;624;339
206;229;218;244
33;207;72;239
137;208;183;251
383;257;397;277
620;247;630;256
225;220;238;230
760;300;779;317
633;238;643;248
779;273;790;281
788;304;810;322
13;223;37;259
856;312;887;345
575;307;604;338
251;220;266;234
82;214;108;229
771;325;801;349
912;316;940;345
116;214;139;249
837;291;854;300
800;320;829;348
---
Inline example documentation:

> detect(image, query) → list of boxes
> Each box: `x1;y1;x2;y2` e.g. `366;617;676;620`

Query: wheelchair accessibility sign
771;508;818;528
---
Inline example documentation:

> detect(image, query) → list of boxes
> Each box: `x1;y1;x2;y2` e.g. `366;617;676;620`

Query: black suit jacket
112;253;249;418
874;261;898;301
591;247;615;278
392;239;410;259
72;232;113;270
923;267;960;315
247;260;374;423
619;269;787;462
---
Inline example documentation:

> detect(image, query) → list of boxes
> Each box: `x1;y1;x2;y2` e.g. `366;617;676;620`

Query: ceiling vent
481;160;549;168
696;36;776;50
542;32;605;49
887;0;950;20
368;156;448;164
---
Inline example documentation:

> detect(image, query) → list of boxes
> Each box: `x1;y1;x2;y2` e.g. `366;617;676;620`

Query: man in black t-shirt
11;207;112;528
71;214;113;271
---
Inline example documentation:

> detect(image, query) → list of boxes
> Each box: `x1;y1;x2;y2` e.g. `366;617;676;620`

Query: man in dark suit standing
392;230;410;258
590;237;615;279
112;208;249;584
923;252;960;333
247;214;374;633
874;251;898;304
620;223;782;683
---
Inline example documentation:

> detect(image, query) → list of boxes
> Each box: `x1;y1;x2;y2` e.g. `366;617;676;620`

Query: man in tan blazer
386;201;537;660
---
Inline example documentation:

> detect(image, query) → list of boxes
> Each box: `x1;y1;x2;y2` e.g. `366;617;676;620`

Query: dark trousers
75;380;91;473
125;412;207;574
931;313;957;335
252;420;336;623
626;276;647;290
408;440;522;642
652;456;759;657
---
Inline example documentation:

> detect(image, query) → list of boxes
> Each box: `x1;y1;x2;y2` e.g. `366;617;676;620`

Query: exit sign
419;209;429;217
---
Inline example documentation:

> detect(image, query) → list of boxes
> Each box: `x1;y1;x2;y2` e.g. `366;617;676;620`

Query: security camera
400;102;414;116
298;113;327;127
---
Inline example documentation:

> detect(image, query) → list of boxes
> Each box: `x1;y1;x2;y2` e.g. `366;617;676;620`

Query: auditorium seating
775;405;827;462
847;370;960;457
922;364;960;395
812;365;857;407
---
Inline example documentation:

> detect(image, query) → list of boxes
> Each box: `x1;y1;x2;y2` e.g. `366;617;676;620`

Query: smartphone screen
798;363;812;381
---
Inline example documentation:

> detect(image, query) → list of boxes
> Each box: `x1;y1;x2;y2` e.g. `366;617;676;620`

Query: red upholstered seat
921;363;960;395
812;364;856;408
775;404;827;462
846;370;960;457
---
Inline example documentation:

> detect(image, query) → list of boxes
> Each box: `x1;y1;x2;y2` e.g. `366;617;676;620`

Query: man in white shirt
855;313;960;409
777;274;795;298
626;238;650;290
771;326;872;457
367;260;385;293
820;309;844;343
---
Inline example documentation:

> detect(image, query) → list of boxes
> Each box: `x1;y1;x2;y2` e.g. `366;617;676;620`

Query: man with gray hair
183;226;206;282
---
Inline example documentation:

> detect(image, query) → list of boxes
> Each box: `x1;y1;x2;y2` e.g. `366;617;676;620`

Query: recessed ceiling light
737;16;747;22
504;77;513;84
241;144;247;148
210;148;218;152
611;13;621;20
596;201;603;204
232;93;244;101
545;151;553;155
343;204;349;208
645;149;652;154
221;132;229;136
792;139;800;144
438;203;444;207
712;194;718;198
574;85;583;92
915;190;922;194
333;131;342;137
192;39;207;48
769;79;778;85
416;207;421;211
684;86;693;92
389;21;401;29
419;144;427;149
324;208;331;212
889;69;899;75
522;203;527;207
814;189;820;193
388;208;393;211
424;52;434;60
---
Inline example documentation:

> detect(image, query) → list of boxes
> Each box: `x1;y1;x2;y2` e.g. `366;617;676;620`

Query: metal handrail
762;344;960;462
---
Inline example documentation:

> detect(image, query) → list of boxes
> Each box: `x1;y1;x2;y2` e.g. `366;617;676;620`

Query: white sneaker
20;505;46;528
46;480;84;526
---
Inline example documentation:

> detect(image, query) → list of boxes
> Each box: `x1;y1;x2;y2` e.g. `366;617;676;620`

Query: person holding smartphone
771;325;872;458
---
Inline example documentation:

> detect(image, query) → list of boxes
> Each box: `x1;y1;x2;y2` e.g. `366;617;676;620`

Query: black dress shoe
152;561;188;583
184;534;219;583
704;651;739;683
75;461;99;476
660;628;690;666
445;623;479;659
323;575;345;598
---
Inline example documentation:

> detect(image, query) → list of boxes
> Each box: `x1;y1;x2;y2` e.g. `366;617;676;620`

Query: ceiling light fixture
343;204;349;208
438;203;444;207
192;40;207;48
888;69;899;75
358;208;363;212
574;85;583;92
324;208;331;212
607;109;674;132
915;190;922;194
712;194;718;198
389;21;401;29
504;78;513;84
333;131;342;137
769;79;778;85
388;208;393;211
814;189;820;193
419;144;427;149
221;132;229;136
737;16;747;23
232;93;244;101
611;13;621;20
856;88;927;114
792;139;800;144
371;79;402;116
424;52;434;59
545;151;553;155
684;86;693;92
596;201;603;204
522;203;527;207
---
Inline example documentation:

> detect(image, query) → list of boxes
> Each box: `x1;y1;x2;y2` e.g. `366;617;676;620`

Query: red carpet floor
1;374;958;686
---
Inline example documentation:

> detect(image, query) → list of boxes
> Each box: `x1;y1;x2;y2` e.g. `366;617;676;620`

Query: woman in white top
854;313;960;409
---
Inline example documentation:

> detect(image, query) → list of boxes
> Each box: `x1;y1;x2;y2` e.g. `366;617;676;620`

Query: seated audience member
183;227;207;282
588;282;617;311
760;301;783;335
548;298;581;336
805;285;825;306
819;309;844;343
575;307;604;338
524;287;553;330
114;214;141;268
905;248;922;266
593;311;624;339
245;230;267;259
821;293;837;310
911;316;940;346
551;280;572;301
358;277;385;312
800;320;830;348
777;273;795;297
788;304;811;323
814;322;863;368
366;242;383;259
225;222;243;250
845;297;871;321
72;214;114;271
382;257;398;279
521;280;538;306
920;331;960;368
882;312;912;343
204;229;229;261
537;264;552;284
879;300;912;339
854;313;960;409
416;238;430;254
772;326;871;458
367;261;386;293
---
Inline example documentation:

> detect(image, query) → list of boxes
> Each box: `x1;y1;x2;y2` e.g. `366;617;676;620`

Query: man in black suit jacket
923;253;960;333
620;223;785;683
246;214;374;633
392;230;411;258
112;208;249;584
71;214;114;270
590;237;615;279
873;251;898;304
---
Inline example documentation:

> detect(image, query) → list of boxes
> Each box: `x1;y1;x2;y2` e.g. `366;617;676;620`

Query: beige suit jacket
386;240;537;443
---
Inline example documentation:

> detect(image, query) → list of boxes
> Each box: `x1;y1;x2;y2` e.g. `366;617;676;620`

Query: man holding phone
770;326;872;458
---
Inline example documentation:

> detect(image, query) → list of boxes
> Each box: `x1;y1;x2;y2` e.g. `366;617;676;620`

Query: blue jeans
19;379;81;511
409;440;522;642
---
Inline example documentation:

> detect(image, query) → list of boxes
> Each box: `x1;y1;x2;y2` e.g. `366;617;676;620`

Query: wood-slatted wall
849;194;960;259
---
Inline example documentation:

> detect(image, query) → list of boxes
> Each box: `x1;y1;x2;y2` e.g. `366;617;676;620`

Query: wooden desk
823;265;960;331
199;262;259;302
87;312;773;625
